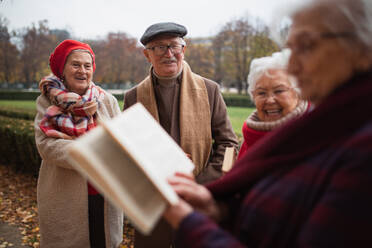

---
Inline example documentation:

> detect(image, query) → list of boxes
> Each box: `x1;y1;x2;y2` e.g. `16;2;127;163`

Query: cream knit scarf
136;61;212;176
246;100;309;131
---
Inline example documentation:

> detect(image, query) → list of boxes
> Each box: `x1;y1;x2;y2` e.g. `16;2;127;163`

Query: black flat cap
140;22;187;45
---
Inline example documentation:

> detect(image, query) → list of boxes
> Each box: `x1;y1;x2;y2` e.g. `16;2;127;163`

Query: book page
68;126;166;234
102;103;195;205
68;103;195;234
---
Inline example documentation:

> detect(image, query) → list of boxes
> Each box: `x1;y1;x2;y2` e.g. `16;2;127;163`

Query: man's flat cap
140;22;187;45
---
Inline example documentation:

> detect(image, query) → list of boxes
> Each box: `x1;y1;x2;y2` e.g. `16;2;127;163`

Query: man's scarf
208;70;372;197
38;75;105;140
136;61;212;176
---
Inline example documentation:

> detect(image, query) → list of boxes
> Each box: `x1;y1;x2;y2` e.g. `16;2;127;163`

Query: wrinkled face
286;10;360;105
253;69;299;122
63;51;93;95
143;36;185;77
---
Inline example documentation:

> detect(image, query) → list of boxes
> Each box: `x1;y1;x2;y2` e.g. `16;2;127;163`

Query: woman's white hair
247;49;298;100
293;0;372;51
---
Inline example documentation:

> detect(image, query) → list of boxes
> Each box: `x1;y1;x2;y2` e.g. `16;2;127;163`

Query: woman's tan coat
34;92;123;248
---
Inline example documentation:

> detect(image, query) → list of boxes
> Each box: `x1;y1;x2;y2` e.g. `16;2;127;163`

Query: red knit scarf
38;75;105;140
208;70;372;197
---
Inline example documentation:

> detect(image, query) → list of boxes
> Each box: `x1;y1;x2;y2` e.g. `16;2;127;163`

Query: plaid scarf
39;75;105;140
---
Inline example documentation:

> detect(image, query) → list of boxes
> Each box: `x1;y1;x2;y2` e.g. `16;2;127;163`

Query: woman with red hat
34;39;123;247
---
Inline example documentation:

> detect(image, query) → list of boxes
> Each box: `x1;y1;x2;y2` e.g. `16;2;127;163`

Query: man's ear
143;49;151;63
180;45;186;60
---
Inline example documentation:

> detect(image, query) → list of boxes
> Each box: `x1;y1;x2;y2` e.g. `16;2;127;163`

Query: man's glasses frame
146;44;185;56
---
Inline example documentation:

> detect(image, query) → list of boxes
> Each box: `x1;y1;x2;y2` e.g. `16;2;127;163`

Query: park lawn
227;106;254;138
0;100;36;111
0;100;254;137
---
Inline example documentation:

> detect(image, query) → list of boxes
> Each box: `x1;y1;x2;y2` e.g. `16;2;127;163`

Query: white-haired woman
237;49;310;160
162;0;372;247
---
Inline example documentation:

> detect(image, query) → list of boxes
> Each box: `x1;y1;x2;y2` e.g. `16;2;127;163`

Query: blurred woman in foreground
163;0;372;246
34;40;123;247
237;49;309;160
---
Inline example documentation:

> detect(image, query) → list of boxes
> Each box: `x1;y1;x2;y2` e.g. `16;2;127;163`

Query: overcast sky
1;0;302;40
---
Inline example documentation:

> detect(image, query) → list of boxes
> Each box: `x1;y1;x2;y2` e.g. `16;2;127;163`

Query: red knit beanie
49;39;96;79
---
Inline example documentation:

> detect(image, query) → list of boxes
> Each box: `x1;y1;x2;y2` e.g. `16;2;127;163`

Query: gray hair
70;49;93;56
247;49;299;100
291;0;372;51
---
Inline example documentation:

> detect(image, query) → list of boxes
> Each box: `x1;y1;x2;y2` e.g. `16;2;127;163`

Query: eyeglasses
287;31;355;55
146;44;185;56
253;87;293;100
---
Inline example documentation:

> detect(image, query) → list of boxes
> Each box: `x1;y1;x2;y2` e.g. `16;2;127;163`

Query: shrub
0;116;41;175
222;93;255;108
0;91;254;108
0;91;40;101
0;107;36;120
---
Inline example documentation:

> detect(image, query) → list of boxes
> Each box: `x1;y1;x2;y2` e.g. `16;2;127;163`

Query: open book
67;103;195;235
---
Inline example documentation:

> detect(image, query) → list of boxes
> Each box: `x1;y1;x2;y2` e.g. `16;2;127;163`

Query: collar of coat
136;61;212;176
208;69;372;197
246;100;310;132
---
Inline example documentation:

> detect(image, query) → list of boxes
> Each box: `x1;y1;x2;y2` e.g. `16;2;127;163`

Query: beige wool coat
34;92;123;248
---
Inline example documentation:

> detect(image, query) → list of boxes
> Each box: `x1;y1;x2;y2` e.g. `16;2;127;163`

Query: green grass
0;100;37;110
0;100;254;137
0;100;37;120
227;106;254;138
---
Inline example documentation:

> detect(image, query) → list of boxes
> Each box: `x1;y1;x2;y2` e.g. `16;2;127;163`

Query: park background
0;0;301;247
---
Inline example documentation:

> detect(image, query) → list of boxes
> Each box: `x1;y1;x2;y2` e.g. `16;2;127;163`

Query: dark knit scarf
208;69;372;197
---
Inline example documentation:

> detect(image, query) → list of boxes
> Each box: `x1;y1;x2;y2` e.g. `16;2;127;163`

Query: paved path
0;222;23;247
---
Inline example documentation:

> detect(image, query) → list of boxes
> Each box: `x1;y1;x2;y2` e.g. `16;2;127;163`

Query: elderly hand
163;172;220;229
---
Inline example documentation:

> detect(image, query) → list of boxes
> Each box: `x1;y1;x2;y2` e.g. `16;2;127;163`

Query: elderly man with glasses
123;22;238;248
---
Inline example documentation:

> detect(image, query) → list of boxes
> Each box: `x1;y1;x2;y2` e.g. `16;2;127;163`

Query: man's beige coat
34;93;123;248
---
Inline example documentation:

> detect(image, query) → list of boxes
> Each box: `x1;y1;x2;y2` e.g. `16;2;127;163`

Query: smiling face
143;35;185;77
63;51;93;95
253;69;299;122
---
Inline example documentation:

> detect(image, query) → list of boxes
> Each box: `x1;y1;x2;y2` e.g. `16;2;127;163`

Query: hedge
0;107;35;120
0;90;41;101
0;90;254;107
222;93;254;108
0;115;41;175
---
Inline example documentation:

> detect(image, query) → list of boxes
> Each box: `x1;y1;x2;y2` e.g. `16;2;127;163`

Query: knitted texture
38;75;104;139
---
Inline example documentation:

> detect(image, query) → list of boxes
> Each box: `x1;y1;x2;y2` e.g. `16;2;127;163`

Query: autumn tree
243;26;279;93
0;16;19;83
184;38;214;80
91;32;148;85
211;33;225;84
18;20;57;86
50;29;71;44
215;17;279;94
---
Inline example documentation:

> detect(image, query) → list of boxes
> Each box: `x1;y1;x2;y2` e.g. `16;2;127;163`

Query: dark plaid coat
174;70;372;248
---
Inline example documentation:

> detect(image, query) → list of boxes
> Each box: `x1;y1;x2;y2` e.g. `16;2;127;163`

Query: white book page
102;103;195;205
68;126;166;234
